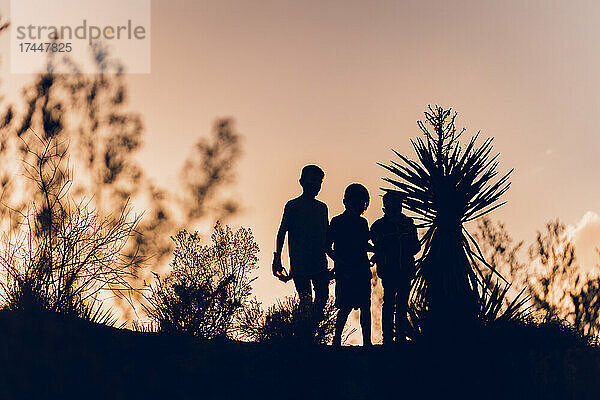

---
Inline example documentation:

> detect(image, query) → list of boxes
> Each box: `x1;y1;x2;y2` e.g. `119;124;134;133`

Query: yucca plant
406;279;531;341
379;105;513;331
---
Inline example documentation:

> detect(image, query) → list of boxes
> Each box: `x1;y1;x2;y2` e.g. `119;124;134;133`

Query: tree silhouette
472;216;528;309
475;217;600;337
529;220;600;336
379;105;512;329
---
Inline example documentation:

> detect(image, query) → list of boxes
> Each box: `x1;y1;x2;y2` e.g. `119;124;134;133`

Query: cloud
568;211;600;275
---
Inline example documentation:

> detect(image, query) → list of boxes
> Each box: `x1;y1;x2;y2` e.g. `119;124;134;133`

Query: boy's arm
363;219;375;253
407;223;420;256
370;221;382;248
275;225;286;259
369;222;382;265
325;220;336;262
273;204;290;275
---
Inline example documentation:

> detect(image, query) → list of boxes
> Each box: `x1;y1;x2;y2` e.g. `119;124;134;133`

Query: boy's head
343;183;370;215
299;165;325;197
382;191;405;216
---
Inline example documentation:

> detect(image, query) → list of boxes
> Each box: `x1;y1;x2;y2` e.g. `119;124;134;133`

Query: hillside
1;310;599;399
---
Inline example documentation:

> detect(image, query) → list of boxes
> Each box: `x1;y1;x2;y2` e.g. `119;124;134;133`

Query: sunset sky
2;0;600;309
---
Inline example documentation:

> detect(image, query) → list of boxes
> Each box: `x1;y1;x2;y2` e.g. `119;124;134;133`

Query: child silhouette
327;183;373;346
370;191;420;344
273;165;330;314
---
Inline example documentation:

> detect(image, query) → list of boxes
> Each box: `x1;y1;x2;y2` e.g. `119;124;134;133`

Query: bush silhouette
143;223;258;339
0;135;139;325
239;296;339;345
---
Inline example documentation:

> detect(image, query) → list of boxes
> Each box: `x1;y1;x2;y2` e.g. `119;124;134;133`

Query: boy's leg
311;271;330;317
360;304;372;346
394;274;411;343
293;276;312;313
333;307;351;346
381;279;397;345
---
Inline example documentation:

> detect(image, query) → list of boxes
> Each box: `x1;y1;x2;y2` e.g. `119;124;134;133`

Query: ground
0;310;599;399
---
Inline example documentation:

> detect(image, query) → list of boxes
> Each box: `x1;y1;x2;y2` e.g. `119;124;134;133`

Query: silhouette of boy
327;183;373;347
273;165;329;314
370;191;420;344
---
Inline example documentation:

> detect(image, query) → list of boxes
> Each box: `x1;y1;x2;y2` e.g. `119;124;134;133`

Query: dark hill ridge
0;310;599;400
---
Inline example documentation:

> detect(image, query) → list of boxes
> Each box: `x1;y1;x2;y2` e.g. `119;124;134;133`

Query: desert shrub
238;296;339;345
143;224;258;339
0;49;242;327
0;136;138;325
476;216;600;339
130;319;158;333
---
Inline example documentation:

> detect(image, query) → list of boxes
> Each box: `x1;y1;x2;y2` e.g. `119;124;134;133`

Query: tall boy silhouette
273;165;329;314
